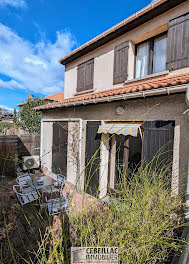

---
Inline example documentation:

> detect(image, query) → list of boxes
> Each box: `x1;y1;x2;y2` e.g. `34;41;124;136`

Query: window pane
153;35;167;74
135;41;149;78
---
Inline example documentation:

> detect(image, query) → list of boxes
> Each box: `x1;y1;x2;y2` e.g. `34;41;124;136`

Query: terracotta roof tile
35;72;189;110
44;92;64;101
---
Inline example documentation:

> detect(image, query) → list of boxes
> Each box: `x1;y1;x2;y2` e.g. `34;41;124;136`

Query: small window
135;34;167;78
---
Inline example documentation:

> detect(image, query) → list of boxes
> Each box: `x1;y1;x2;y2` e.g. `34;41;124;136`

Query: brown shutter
77;58;94;93
143;121;175;169
113;41;129;84
85;58;94;91
167;13;189;70
77;62;85;92
52;121;68;176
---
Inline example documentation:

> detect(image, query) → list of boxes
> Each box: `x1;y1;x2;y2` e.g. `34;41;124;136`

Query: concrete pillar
171;122;180;196
67;121;79;185
79;120;87;192
41;121;53;171
99;133;110;199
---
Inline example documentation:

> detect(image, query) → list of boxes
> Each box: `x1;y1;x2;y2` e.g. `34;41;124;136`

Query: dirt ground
0;173;104;264
0;176;50;264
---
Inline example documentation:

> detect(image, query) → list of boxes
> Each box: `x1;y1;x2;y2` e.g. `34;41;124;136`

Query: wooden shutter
85;59;94;91
167;13;189;70
85;121;101;196
52;121;68;176
77;58;94;93
113;41;129;84
143;121;175;168
77;62;85;92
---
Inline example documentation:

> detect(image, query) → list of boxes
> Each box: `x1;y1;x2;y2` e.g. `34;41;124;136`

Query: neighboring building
16;93;64;108
36;0;189;211
0;110;14;122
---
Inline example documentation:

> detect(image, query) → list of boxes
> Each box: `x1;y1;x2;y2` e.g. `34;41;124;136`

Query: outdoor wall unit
22;155;40;170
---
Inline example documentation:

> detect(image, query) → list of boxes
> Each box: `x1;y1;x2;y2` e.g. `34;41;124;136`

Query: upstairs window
77;58;94;93
135;34;167;79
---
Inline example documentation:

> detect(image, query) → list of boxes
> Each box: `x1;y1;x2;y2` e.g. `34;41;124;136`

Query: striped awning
97;123;142;137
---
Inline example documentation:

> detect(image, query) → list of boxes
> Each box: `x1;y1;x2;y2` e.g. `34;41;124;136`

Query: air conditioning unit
22;155;40;170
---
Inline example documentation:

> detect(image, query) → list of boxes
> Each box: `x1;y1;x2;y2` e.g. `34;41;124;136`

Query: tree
13;108;17;124
18;95;45;134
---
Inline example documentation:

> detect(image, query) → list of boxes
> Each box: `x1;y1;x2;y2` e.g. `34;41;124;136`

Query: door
143;120;175;170
52;121;68;176
85;121;101;196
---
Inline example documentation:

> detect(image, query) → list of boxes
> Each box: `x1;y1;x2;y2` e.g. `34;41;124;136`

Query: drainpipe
185;87;189;219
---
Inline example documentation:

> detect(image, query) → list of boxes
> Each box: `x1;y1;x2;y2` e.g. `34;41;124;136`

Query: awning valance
97;123;142;137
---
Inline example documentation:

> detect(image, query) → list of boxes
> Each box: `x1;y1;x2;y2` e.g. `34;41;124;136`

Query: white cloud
0;0;27;8
0;23;76;95
0;104;14;112
0;79;24;89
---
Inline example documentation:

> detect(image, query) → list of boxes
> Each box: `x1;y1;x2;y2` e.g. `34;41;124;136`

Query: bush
71;165;185;264
0;122;14;134
18;96;45;134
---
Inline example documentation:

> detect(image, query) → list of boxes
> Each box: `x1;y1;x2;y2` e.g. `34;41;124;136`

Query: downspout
185;87;189;219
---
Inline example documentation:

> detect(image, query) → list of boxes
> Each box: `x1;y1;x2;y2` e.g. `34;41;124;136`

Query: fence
0;133;40;177
0;136;18;177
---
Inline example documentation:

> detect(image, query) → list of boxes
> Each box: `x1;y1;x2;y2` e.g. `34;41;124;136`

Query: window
135;34;167;78
77;58;94;93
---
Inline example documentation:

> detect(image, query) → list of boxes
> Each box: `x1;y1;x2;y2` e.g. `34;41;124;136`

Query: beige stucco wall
41;93;189;197
64;1;189;99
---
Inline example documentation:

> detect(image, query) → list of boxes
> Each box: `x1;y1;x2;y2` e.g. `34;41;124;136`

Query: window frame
134;32;167;78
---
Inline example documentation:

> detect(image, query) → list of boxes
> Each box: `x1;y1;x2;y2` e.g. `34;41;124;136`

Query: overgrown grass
0;153;188;263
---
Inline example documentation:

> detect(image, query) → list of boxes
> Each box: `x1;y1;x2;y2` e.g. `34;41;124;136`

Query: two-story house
36;0;189;212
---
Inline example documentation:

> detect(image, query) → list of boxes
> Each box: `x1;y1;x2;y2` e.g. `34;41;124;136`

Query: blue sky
0;0;150;111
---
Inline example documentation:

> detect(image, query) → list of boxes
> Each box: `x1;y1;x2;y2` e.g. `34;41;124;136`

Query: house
36;0;189;214
0;108;14;122
16;92;64;108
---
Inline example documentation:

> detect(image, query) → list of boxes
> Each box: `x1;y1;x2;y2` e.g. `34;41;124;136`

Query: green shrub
18;96;45;134
71;165;185;264
0;122;14;134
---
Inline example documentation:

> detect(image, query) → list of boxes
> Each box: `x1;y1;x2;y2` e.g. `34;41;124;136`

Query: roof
43;92;64;101
35;72;189;111
59;0;188;65
16;92;64;107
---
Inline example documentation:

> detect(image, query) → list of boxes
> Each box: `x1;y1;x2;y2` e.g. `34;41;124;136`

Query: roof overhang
59;0;188;65
35;84;188;111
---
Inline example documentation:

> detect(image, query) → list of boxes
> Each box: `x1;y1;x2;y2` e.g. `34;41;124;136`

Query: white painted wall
64;1;189;99
41;121;53;171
